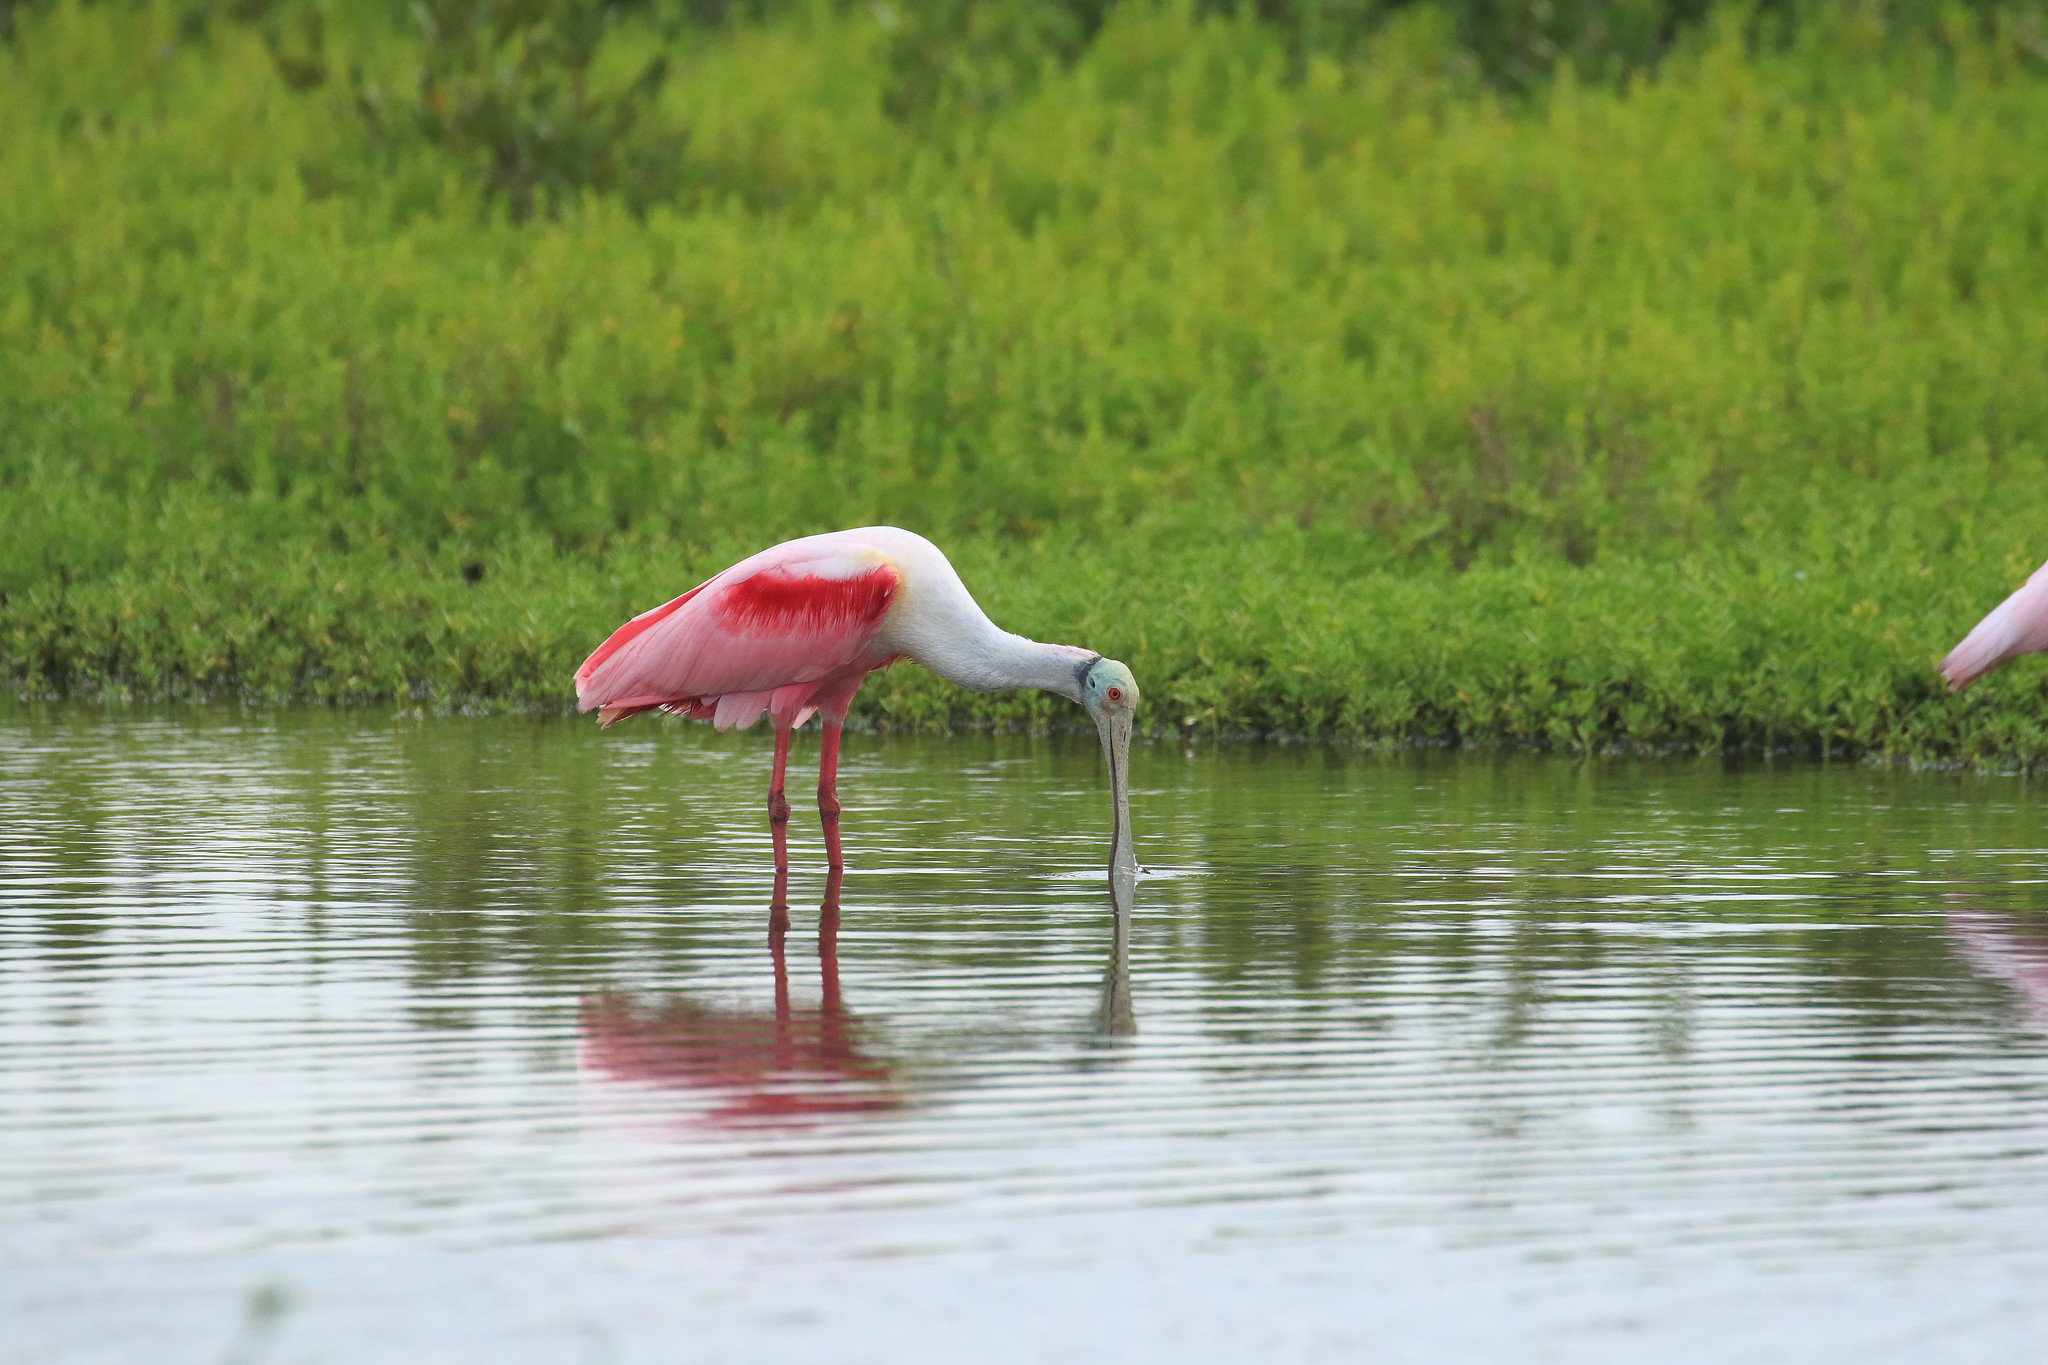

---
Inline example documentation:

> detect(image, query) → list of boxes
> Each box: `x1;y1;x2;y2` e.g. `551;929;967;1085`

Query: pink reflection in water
580;878;902;1127
1946;895;2048;1033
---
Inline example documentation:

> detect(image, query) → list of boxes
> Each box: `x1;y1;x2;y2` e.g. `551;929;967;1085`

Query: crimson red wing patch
711;565;898;636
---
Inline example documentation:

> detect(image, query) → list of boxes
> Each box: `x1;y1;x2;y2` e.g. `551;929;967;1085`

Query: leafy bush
189;0;685;216
5;0;2048;763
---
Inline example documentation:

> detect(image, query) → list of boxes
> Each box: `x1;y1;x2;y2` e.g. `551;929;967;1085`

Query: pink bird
1941;558;2048;691
574;527;1140;905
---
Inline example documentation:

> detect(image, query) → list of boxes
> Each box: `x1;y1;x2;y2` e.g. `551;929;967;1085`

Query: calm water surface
2;707;2046;1363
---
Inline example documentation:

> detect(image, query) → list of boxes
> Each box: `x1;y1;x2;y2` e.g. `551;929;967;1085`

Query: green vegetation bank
6;1;2048;763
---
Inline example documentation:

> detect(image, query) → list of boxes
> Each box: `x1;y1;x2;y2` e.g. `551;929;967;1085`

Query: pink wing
1941;558;2048;692
575;537;900;730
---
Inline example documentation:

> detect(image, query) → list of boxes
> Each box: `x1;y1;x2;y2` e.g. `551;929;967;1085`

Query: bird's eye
1106;686;1122;701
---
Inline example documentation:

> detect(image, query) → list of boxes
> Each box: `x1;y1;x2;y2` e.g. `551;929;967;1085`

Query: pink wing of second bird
1941;558;2048;692
574;536;903;731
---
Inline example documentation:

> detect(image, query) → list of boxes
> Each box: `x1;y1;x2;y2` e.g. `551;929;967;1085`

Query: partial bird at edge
1941;558;2048;692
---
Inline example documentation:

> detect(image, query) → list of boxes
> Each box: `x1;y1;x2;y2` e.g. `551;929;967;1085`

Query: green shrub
232;0;681;217
5;0;2048;763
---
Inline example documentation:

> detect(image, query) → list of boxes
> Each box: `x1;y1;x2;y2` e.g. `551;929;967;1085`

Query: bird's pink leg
818;721;845;870
768;726;792;938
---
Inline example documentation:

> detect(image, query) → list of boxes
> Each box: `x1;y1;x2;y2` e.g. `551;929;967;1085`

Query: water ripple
3;711;2047;1359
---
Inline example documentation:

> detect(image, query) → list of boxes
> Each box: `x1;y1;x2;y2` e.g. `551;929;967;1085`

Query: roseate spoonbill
573;527;1140;898
1941;558;2048;691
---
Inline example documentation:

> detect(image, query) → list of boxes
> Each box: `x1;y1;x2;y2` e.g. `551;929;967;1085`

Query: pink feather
1941;558;2048;692
575;538;902;730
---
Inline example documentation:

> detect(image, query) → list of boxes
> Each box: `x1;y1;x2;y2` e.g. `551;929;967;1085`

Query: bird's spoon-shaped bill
1097;705;1138;901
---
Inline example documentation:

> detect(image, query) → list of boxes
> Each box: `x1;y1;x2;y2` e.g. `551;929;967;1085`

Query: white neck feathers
932;628;1097;698
872;535;1097;700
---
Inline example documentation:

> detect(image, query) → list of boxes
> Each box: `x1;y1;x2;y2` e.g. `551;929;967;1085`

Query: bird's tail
1941;614;2016;692
1940;558;2048;692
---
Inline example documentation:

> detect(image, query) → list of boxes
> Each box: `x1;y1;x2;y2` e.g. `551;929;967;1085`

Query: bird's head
1080;657;1140;727
1079;658;1140;887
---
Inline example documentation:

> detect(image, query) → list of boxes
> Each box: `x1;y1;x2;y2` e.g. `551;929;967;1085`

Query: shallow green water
2;707;2045;1363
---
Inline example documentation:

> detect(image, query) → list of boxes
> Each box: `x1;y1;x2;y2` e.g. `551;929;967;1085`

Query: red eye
1106;687;1122;701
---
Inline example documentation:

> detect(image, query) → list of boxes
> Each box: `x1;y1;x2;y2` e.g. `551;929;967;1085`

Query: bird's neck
959;632;1099;700
875;542;1099;699
898;611;1097;699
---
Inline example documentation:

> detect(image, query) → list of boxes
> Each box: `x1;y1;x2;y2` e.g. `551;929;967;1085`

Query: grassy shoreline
6;3;2048;763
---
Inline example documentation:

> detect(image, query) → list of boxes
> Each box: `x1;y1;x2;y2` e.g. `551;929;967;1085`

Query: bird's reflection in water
582;869;1140;1125
1097;871;1137;1037
1946;893;2048;1034
580;868;901;1127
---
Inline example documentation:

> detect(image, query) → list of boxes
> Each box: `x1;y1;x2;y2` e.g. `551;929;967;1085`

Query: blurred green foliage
231;0;682;218
4;0;2048;763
